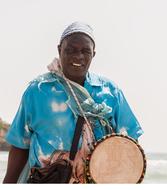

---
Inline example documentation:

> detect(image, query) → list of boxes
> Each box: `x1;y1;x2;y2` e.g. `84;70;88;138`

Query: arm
3;145;29;183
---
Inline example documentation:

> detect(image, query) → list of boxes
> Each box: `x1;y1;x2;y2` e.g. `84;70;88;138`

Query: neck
75;79;85;86
65;75;85;86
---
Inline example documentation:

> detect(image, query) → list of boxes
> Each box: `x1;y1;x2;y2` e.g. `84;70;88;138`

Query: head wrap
60;22;95;46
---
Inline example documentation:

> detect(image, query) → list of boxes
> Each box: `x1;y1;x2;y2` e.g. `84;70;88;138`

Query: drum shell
85;134;147;184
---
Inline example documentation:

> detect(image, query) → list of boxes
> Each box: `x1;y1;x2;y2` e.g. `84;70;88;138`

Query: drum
85;134;146;183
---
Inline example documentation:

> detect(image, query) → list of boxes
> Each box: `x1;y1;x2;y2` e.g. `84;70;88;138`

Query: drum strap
69;116;84;161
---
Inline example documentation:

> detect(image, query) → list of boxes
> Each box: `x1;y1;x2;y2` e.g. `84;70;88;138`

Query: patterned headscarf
60;22;95;47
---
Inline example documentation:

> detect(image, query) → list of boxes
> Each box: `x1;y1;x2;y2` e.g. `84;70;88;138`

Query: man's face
58;33;95;82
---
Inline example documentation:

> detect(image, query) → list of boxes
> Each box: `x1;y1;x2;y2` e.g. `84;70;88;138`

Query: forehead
61;33;94;48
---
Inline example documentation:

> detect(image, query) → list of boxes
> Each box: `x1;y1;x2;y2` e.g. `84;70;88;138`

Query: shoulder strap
69;116;84;161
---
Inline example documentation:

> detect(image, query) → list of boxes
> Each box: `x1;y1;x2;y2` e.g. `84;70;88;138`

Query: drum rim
85;133;147;184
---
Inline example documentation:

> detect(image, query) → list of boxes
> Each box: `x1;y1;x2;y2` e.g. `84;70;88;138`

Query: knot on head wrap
60;21;95;47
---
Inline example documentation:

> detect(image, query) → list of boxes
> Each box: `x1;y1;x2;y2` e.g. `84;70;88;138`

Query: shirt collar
85;72;103;87
36;72;103;87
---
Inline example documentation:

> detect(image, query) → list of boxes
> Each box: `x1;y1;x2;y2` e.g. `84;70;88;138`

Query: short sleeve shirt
6;72;143;167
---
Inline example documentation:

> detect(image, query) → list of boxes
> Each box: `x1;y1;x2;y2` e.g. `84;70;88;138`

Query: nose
73;50;84;60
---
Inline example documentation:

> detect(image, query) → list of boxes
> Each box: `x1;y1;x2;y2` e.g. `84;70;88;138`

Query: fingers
72;151;85;180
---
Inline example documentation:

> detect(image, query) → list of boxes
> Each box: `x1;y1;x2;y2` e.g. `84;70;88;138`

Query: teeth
72;63;82;67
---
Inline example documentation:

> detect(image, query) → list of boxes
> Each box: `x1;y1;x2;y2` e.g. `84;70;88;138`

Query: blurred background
0;0;167;183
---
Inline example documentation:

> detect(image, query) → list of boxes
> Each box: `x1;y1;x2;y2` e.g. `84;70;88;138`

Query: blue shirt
6;72;143;167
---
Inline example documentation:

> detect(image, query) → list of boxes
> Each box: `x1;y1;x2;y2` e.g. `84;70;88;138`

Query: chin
67;73;86;82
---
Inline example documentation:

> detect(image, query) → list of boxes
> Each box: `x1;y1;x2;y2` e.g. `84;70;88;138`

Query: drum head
88;135;145;183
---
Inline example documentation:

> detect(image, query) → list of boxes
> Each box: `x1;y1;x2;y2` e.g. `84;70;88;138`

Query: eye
65;48;75;54
82;49;92;55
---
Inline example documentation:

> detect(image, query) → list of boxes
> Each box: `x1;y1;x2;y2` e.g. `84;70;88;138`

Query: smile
72;62;83;67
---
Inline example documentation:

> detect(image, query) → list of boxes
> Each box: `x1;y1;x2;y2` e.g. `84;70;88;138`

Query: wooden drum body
85;134;146;183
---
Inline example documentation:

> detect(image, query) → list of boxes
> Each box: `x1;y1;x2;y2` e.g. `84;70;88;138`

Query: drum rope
62;74;96;145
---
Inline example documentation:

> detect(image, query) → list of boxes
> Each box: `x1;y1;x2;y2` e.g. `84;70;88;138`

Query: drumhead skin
86;134;146;183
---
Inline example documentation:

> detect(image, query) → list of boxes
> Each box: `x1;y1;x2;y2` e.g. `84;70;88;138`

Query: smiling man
3;22;143;183
58;32;95;85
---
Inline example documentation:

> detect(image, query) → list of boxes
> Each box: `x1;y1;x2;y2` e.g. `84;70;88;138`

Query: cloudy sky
0;0;167;153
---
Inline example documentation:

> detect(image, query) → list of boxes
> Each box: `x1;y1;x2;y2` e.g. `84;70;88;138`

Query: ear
93;51;96;57
58;45;61;56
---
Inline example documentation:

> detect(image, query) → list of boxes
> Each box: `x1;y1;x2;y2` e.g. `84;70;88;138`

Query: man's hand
3;145;29;183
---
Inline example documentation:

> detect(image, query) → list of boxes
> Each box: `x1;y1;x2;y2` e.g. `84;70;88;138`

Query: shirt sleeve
5;88;32;149
114;89;144;140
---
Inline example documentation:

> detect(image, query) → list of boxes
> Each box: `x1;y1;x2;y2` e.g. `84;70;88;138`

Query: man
3;22;143;183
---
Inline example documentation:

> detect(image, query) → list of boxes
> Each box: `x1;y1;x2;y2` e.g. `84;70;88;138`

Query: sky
0;0;167;153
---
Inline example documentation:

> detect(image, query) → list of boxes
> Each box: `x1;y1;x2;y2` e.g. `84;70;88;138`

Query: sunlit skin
58;33;96;86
